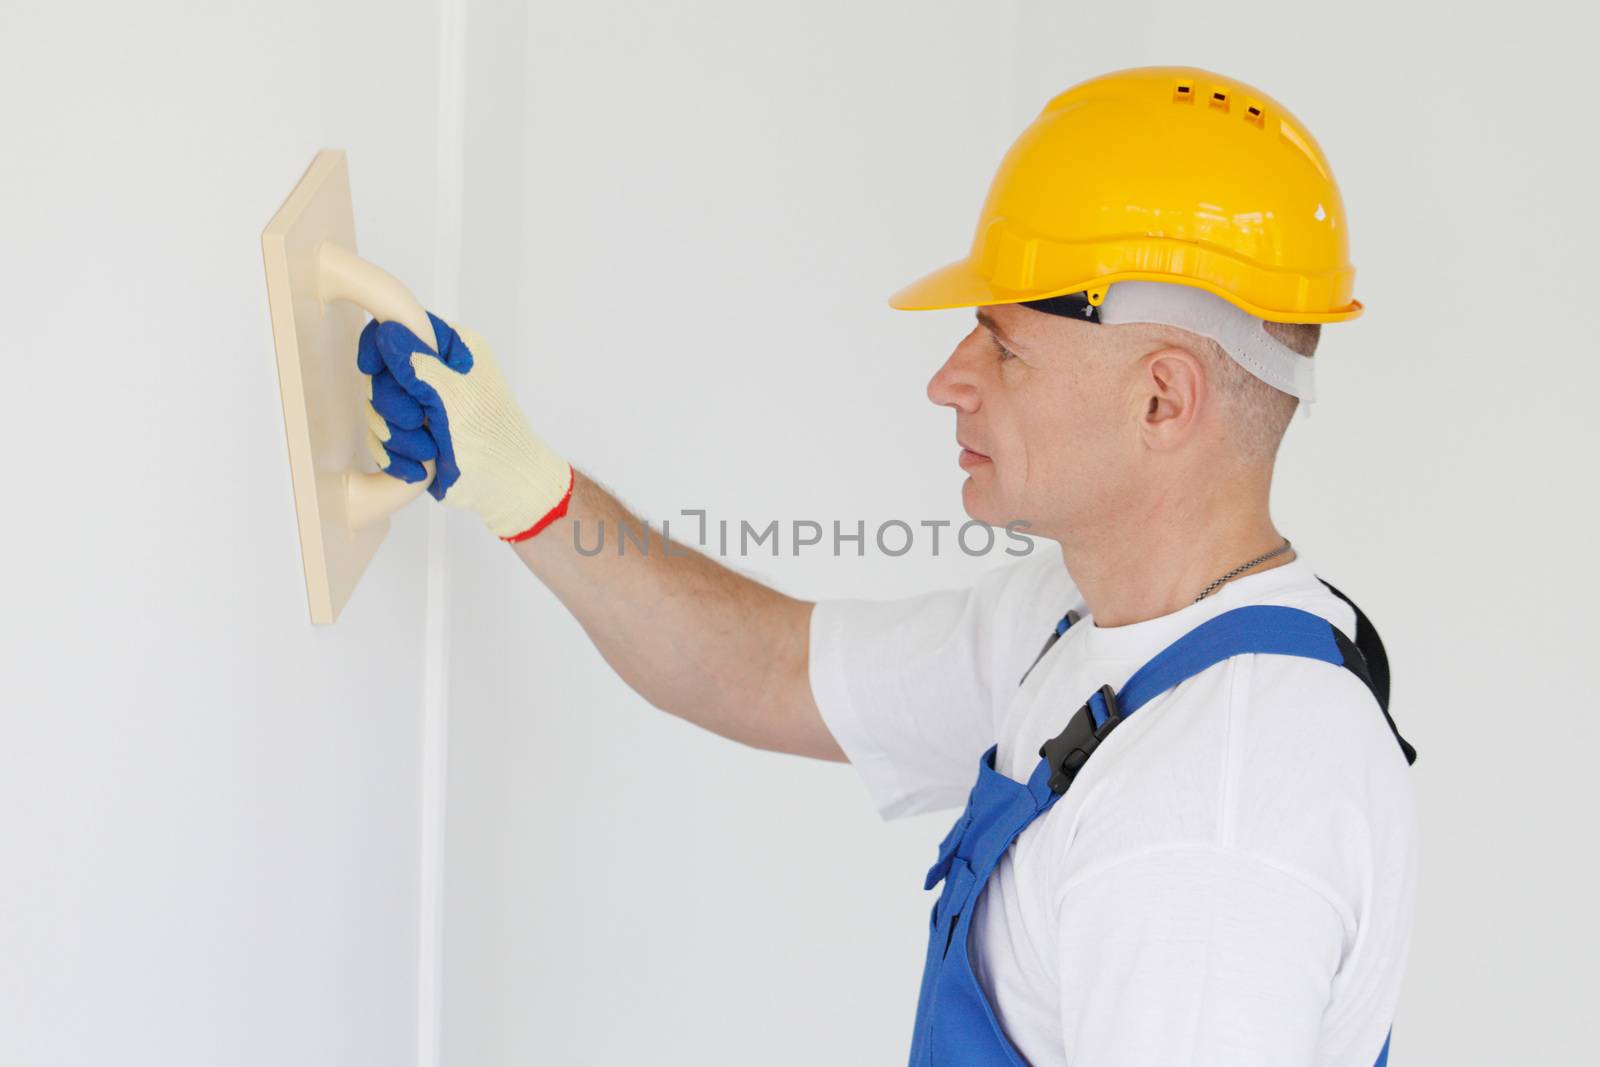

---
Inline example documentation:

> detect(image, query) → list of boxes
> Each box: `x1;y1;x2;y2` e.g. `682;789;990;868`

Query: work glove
362;364;438;483
357;311;575;542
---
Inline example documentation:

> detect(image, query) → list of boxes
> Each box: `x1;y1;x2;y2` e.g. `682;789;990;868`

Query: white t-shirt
809;550;1416;1067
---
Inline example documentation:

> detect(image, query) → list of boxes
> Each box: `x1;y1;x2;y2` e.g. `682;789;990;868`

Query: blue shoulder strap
1037;603;1416;796
1110;603;1345;718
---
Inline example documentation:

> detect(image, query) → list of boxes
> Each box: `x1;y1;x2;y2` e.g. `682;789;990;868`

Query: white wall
441;2;1600;1065
1;3;454;1064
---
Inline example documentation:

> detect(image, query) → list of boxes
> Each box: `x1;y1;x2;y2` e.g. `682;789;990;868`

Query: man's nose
927;331;984;413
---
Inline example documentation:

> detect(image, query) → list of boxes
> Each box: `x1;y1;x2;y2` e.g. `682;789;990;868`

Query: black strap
1019;291;1103;323
1018;609;1081;687
1318;578;1417;766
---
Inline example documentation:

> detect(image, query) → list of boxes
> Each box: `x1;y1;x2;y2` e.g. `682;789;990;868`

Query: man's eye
993;336;1019;361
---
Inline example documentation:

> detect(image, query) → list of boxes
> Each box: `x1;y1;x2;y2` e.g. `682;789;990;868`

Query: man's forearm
511;469;846;761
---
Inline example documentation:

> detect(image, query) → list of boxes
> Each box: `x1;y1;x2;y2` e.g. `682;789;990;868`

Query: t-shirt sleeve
809;560;1039;820
1054;845;1348;1067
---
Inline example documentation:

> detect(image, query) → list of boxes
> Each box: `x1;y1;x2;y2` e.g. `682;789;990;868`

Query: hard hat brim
888;255;1362;324
887;257;1035;312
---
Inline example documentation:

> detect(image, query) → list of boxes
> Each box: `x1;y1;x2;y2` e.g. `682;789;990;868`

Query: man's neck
1054;495;1293;628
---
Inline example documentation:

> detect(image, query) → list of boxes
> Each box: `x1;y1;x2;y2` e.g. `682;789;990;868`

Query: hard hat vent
1173;77;1267;129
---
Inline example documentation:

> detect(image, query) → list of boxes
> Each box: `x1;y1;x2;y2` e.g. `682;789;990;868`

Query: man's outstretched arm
512;469;846;761
358;314;844;763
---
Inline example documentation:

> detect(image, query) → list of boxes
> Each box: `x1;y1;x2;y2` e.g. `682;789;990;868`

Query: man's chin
960;478;1006;527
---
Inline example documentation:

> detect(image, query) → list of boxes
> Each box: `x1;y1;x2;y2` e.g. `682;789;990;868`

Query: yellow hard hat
890;66;1361;323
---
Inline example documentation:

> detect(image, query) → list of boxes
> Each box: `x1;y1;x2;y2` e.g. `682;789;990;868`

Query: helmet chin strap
1023;281;1319;417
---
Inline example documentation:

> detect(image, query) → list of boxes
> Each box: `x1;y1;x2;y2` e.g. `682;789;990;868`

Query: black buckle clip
1038;684;1123;795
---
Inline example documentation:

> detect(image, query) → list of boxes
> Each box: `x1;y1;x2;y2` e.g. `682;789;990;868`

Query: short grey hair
1190;320;1319;461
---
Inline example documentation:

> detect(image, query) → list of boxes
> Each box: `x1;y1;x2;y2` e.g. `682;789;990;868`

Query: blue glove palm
358;319;446;492
362;360;438;484
356;311;574;542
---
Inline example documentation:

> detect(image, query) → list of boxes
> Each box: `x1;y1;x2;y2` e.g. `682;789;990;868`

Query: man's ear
1137;345;1205;448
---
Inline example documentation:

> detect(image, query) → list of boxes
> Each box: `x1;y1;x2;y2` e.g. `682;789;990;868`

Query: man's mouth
958;441;991;467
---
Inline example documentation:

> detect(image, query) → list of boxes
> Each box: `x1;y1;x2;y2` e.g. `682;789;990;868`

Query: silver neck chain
1193;538;1294;603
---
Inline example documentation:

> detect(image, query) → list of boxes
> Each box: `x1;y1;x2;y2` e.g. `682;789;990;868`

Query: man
361;66;1417;1066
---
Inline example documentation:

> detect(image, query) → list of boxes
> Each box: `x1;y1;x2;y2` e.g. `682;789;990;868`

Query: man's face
926;302;1141;537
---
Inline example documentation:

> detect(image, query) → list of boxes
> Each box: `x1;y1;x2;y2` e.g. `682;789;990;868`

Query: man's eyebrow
975;308;1011;341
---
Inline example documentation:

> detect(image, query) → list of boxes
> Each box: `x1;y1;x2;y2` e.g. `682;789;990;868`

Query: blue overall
908;583;1416;1066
